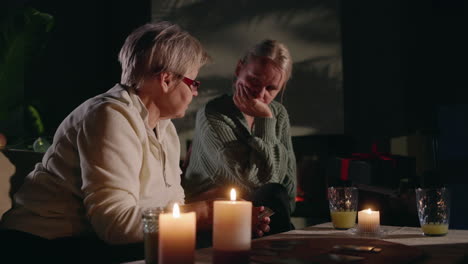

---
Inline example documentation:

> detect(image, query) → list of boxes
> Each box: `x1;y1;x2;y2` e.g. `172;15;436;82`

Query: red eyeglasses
182;76;201;92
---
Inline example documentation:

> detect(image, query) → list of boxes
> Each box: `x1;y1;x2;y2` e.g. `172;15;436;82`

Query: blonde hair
240;39;293;89
119;21;210;87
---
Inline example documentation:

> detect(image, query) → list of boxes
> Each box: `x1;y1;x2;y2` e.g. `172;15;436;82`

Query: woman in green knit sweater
183;39;297;234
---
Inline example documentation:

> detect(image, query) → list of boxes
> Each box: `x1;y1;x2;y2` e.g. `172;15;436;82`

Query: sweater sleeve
250;104;297;211
77;103;144;244
274;108;297;211
186;101;297;211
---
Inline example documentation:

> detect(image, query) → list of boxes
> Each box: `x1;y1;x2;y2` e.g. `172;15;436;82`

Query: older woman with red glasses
0;22;269;263
183;39;297;235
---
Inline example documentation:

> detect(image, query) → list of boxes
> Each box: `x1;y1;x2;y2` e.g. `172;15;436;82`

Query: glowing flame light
230;188;236;201
366;208;372;214
173;203;180;218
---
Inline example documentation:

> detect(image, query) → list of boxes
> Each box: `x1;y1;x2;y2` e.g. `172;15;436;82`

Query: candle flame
230;188;236;201
173;203;180;218
366;208;372;214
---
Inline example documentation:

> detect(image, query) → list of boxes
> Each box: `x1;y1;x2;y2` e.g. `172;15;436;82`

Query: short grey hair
118;21;210;87
240;39;293;88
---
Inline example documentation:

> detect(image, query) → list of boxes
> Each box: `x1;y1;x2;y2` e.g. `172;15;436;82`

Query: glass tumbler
142;207;165;264
327;187;358;229
415;187;450;236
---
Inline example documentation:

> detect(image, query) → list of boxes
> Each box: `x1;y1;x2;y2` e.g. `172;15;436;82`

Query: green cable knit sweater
183;95;297;210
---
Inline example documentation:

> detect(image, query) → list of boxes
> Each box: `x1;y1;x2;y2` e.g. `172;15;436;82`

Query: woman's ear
158;72;174;93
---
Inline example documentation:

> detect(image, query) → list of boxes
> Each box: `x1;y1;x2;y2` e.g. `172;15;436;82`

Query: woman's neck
136;89;160;129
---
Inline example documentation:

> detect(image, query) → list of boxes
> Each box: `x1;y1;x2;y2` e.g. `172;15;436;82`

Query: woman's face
235;57;284;105
158;66;199;119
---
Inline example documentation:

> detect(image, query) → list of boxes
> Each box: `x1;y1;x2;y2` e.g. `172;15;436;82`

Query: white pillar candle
213;189;252;264
358;208;380;233
158;203;196;264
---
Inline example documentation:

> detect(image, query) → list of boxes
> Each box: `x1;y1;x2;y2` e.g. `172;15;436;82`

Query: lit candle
358;208;380;233
213;189;252;264
158;203;196;264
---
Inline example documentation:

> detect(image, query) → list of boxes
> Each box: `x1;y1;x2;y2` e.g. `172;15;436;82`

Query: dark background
2;0;466;175
2;0;465;150
2;0;467;226
3;0;467;177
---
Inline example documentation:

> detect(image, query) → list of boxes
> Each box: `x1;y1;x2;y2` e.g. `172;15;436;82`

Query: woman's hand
181;200;213;231
234;84;272;118
253;206;271;237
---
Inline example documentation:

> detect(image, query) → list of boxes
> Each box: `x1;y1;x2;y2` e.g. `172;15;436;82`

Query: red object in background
295;196;305;202
296;186;306;202
340;158;351;181
340;143;396;181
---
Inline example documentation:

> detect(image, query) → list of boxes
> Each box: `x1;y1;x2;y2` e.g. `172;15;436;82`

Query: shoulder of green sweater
205;94;234;114
195;95;231;130
269;100;290;126
203;94;243;124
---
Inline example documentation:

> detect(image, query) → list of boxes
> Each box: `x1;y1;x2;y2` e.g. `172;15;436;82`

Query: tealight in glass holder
345;208;385;237
357;208;381;236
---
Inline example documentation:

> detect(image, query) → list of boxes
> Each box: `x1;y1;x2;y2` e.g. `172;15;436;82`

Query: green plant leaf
0;7;54;121
27;105;44;135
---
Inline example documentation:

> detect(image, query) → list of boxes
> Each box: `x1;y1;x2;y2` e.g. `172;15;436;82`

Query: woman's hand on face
253;206;271;237
234;84;273;118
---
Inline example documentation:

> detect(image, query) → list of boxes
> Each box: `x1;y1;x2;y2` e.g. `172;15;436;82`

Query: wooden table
264;223;468;264
124;222;468;264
